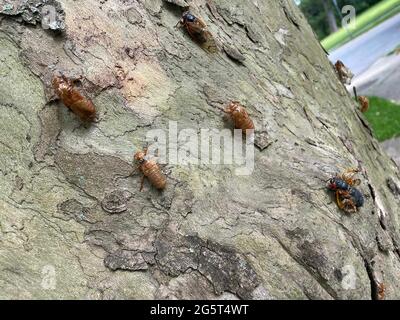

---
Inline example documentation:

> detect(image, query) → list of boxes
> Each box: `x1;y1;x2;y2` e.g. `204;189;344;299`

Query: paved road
329;13;400;76
351;53;400;102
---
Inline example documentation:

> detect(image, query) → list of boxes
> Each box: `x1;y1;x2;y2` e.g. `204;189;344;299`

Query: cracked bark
1;0;400;300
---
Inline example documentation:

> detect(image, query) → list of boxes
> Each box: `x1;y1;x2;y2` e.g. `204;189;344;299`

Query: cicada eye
185;13;196;22
328;178;337;189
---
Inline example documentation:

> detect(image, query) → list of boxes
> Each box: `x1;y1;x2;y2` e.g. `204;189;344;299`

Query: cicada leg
139;174;146;192
175;20;183;28
342;198;357;213
336;191;345;210
336;189;356;213
129;165;141;176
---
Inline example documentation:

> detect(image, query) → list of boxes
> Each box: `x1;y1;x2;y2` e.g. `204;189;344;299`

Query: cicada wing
341;168;359;186
201;30;219;53
192;16;207;29
185;19;219;53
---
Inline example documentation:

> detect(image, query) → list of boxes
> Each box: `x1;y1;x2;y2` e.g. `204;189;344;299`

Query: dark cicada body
177;11;218;53
52;75;96;122
134;149;166;191
327;168;364;214
349;187;364;208
224;101;255;134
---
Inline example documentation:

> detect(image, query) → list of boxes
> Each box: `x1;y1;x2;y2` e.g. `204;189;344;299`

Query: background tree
323;0;338;33
1;0;400;299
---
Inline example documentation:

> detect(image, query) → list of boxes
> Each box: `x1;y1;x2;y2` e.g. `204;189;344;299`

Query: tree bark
1;0;400;300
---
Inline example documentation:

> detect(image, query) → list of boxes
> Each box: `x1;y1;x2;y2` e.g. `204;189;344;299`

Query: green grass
363;96;400;141
321;0;400;51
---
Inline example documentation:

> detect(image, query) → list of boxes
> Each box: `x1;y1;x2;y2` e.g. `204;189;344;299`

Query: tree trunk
322;0;338;33
1;0;400;300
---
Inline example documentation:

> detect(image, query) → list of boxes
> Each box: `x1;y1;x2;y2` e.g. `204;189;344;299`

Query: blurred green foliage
364;96;400;141
299;0;382;39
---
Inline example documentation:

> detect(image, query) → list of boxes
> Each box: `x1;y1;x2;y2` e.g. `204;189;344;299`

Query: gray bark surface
1;0;400;299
